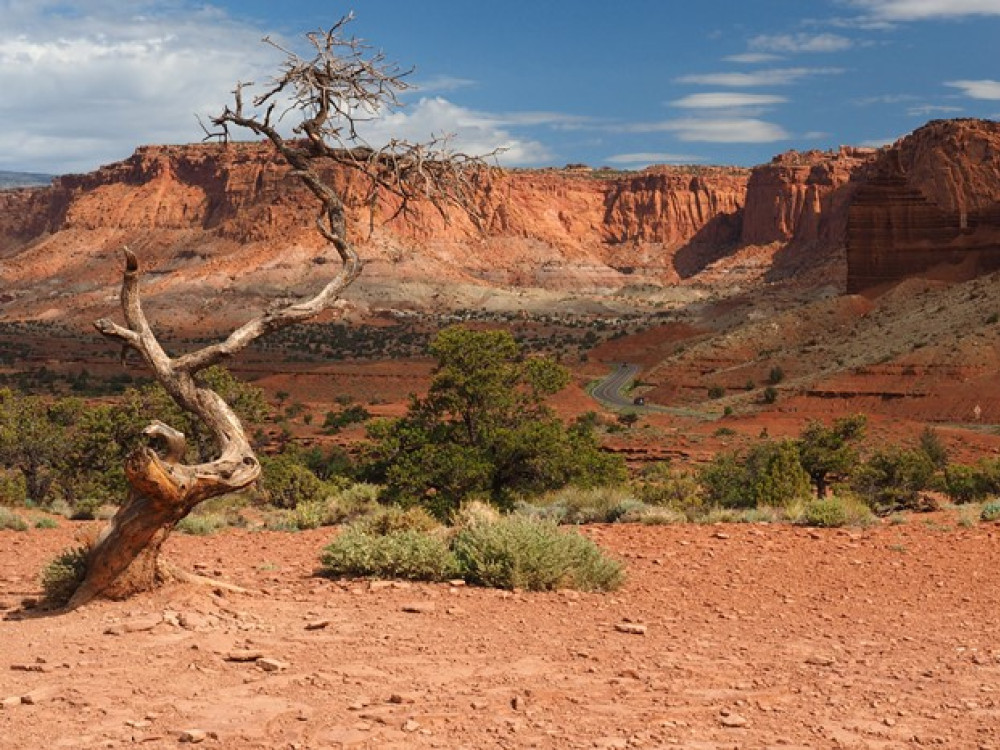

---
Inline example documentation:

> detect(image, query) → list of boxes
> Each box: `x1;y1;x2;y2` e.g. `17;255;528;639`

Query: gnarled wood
63;17;492;609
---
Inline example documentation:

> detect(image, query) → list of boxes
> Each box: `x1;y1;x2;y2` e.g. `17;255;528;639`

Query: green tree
0;389;73;504
797;414;867;498
851;447;936;514
362;327;625;518
746;439;811;507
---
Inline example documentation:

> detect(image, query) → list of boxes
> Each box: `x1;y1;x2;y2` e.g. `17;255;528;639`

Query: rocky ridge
1;119;998;328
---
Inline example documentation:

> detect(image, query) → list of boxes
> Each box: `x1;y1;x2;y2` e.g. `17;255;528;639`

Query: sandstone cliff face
741;147;873;248
847;119;1000;292
4;119;999;326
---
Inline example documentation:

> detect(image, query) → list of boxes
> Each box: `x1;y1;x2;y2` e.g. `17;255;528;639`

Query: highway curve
590;363;641;409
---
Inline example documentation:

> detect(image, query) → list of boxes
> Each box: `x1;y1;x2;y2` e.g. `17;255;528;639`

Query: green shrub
34;516;59;529
746;440;811;508
0;472;26;506
532;486;642;524
41;545;89;608
698;451;752;508
320;528;459;581
802;495;874;527
943;464;989;503
451;516;624;591
707;385;726;399
355;505;442;535
851;448;936;513
981;500;1000;522
260;452;329;509
0;506;28;531
69;497;103;521
762;386;779;404
176;513;228;536
767;366;785;385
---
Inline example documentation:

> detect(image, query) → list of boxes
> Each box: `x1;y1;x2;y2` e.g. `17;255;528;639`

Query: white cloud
358;97;555;165
414;74;476;93
946;79;1000;100
605;152;704;166
906;104;964;116
0;2;277;173
723;53;783;64
854;93;921;105
749;33;853;53
672;92;788;109
860;135;900;147
850;0;1000;20
675;67;844;87
627;118;789;143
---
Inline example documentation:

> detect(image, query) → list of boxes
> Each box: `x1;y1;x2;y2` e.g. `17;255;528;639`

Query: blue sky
1;0;999;174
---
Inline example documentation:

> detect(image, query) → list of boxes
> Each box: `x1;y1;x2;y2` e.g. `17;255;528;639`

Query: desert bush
259;451;330;509
631;506;687;525
746;440;811;508
41;545;89;608
355;505;441;536
801;495;874;528
851;448;936;513
698;451;752;508
0;471;26;506
320;527;459;581
451;499;502;529
0;506;28;531
943;464;991;504
451;516;624;591
981;500;1000;522
540;486;643;524
34;516;59;529
176;513;229;536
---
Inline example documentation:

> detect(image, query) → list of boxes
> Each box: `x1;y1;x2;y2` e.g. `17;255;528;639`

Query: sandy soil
2;518;999;749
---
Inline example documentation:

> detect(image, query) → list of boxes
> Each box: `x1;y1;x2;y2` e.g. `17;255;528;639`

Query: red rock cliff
847;119;1000;292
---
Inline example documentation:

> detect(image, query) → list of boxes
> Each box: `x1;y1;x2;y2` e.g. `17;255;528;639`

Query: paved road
591;363;641;409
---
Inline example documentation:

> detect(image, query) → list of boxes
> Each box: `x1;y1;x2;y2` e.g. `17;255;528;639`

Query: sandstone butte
0;118;998;327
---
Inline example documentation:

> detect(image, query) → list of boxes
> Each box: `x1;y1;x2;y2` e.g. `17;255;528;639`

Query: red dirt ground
2;518;999;749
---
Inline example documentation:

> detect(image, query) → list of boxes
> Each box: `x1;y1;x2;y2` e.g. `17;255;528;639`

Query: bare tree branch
71;15;498;609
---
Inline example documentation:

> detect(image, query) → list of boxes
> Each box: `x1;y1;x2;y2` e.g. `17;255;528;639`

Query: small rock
1;695;22;709
448;579;466;587
224;650;265;662
388;693;416;704
401;602;436;614
10;663;53;673
178;729;207;744
614;622;647;635
125;720;151;729
256;658;288;672
368;581;394;591
511;695;526;711
178;612;213;631
805;655;837;667
470;700;488;710
714;532;730;540
402;719;421;733
305;619;331;631
719;714;748;728
123;615;162;633
21;686;60;705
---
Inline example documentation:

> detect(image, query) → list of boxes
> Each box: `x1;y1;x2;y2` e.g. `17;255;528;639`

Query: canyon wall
2;119;999;326
846;119;1000;292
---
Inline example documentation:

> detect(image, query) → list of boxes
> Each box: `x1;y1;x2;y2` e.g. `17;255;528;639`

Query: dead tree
65;16;494;609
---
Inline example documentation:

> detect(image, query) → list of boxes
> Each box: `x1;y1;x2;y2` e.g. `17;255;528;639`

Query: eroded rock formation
846;119;1000;292
2;119;999;326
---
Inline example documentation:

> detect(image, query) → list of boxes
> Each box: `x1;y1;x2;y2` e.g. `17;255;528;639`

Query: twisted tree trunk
61;18;490;609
